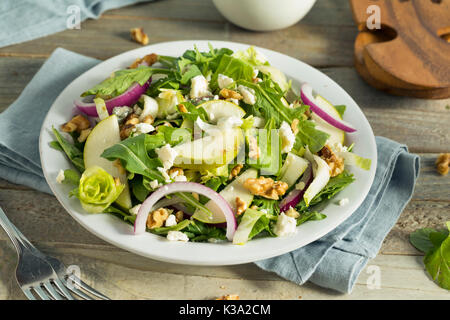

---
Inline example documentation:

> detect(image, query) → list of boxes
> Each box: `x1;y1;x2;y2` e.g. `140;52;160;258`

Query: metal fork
0;207;109;300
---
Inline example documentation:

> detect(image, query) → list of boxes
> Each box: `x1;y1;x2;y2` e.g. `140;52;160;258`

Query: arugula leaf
146;74;180;97
334;105;346;117
182;220;226;242
51;127;85;172
130;175;150;202
177;58;203;85
101;134;164;182
237;79;307;126
248;215;275;240
62;169;81;186
150;220;192;235
297;211;327;226
104;205;136;224
293;118;330;154
178;101;208;122
211;55;254;90
296;171;355;212
182;46;233;76
82;66;170;98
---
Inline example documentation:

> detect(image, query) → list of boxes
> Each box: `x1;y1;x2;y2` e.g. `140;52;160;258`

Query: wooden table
0;0;449;300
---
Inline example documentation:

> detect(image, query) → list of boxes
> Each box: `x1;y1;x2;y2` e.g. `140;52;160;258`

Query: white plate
39;40;377;266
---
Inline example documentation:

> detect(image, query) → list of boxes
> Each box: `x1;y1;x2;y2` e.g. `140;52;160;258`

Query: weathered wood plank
1;57;449;152
105;0;226;22
0;14;357;67
105;0;355;27
1;240;447;299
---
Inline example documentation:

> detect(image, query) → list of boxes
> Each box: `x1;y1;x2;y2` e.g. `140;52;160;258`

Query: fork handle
0;207;28;255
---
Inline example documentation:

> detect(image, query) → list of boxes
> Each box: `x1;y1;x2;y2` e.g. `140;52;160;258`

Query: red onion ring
134;182;237;241
75;79;151;117
279;164;313;212
300;83;356;133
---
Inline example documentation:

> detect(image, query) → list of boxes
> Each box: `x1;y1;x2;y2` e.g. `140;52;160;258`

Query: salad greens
51;44;372;244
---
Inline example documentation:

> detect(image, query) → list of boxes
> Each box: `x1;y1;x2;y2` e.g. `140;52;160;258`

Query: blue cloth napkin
0;0;155;48
256;137;420;293
0;48;420;293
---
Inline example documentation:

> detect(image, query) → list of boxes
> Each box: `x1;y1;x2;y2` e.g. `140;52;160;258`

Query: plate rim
39;40;377;266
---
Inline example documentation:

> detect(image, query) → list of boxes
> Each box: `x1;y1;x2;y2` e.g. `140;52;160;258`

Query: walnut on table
436;153;450;175
243;177;288;200
130;27;149;45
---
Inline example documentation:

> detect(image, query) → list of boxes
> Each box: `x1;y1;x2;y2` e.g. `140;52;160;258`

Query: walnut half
319;145;344;177
436;153;450;176
243;177;288;200
146;208;172;229
130;27;149;45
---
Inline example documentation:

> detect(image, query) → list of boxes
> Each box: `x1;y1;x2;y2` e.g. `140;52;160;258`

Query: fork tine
53;278;75;300
65;284;93;300
42;280;64;300
69;274;110;300
22;287;36;300
33;286;50;300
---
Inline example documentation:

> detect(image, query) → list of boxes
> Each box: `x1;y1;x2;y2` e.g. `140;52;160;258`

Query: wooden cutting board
350;0;450;99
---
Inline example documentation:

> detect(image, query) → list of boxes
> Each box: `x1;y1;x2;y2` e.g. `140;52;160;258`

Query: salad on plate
51;45;371;245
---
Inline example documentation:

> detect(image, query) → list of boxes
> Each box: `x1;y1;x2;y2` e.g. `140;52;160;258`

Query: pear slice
83;115;132;209
310;95;345;146
173;128;244;170
197;100;245;123
193;168;258;224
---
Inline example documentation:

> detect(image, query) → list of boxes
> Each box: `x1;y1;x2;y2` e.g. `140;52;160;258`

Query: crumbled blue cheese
132;123;155;135
237;85;256;105
112;106;132;122
129;204;141;215
133;104;142;116
227;98;240;105
56;169;65;184
252;68;259;79
218;74;234;89
165;214;177;227
295;181;306;190
332;142;348;153
139;95;159;121
167;231;189;242
157;167;171;182
252;116;265;128
279;121;295;153
217;116;243;129
156;144;178;170
174;175;187;182
190;75;211;99
273;212;297;237
339;198;349;206
149;179;160;189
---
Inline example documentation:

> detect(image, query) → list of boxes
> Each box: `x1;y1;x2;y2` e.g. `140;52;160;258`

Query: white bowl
212;0;316;31
39;40;376;266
